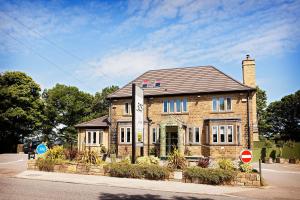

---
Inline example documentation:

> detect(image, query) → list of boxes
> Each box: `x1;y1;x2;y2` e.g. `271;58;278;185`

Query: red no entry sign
240;149;252;163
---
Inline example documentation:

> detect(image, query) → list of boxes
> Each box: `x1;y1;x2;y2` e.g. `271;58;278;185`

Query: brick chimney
242;54;256;87
242;54;258;141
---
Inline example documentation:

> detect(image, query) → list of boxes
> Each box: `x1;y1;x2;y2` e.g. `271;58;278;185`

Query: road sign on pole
132;83;144;164
36;143;48;155
240;149;252;163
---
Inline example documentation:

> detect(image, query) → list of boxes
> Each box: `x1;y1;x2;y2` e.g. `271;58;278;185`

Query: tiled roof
75;115;109;128
107;66;253;99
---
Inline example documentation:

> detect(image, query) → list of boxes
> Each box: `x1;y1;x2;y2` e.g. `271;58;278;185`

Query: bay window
212;126;218;143
219;126;226;143
227;125;233;143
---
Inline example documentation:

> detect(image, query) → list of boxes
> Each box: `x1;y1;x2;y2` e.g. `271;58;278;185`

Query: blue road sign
36;143;48;154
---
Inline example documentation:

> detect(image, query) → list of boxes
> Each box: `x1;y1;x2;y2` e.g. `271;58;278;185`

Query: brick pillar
178;126;184;154
160;124;166;157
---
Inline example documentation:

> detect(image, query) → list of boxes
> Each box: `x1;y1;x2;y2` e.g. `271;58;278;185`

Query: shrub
100;145;107;154
149;147;156;156
167;148;187;170
77;150;102;165
36;157;56;172
64;149;78;160
46;146;65;160
239;162;253;173
120;156;131;164
197;157;210;168
218;159;235;171
184;167;237;185
264;140;274;148
136;156;159;165
184;147;192;156
106;163;170;180
143;165;170;180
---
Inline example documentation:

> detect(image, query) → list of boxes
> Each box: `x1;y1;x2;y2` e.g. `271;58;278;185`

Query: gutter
246;91;251;149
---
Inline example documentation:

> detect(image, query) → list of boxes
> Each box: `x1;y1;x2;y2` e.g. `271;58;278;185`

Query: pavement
1;154;300;200
15;170;255;196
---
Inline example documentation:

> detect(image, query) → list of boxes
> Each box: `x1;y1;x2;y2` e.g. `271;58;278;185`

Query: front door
166;130;178;155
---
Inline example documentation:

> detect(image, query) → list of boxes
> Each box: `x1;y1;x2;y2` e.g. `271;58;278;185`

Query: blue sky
0;0;299;103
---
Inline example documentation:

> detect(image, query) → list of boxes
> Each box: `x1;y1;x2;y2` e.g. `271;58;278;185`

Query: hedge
253;141;300;162
184;167;237;185
105;163;170;180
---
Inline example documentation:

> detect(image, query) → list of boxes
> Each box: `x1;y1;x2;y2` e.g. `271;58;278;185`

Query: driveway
231;163;300;200
0;153;27;177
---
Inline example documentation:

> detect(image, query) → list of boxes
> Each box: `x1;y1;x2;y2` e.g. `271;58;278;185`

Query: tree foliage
256;86;270;137
42;84;94;148
266;90;300;141
0;71;44;152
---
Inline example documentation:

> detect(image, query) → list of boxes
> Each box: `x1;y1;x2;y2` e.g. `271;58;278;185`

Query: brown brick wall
110;91;255;158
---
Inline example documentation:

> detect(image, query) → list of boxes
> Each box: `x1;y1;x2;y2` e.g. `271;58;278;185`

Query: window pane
121;128;125;143
237;125;240;145
99;131;103;144
176;99;181;112
170;100;174;112
125;103;129;114
183;98;187;112
212;98;217;111
88;132;91;144
219;98;225;111
163;100;168;112
189;128;193;143
93;132;96;144
227;126;233;142
220;126;225;142
195;128;200;143
227;98;232;111
212;127;218;143
126;128;131;143
152;128;156;143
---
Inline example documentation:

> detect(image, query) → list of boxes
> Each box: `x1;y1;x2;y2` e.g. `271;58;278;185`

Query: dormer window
155;80;161;87
142;80;149;88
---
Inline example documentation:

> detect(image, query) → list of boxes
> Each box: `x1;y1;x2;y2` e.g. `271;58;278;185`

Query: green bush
46;146;65;160
184;167;237;185
106;163;170;180
77;150;102;165
36;157;56;172
218;159;235;171
167;148;187;170
136;156;159;165
239;162;253;173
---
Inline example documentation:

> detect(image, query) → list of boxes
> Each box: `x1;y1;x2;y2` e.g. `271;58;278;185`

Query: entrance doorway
166;126;178;155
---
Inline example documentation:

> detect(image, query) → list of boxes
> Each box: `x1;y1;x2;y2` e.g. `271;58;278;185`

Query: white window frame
212;126;218;144
124;102;132;115
163;100;168;113
219;125;226;143
119;127;131;144
194;127;201;144
212;97;218;112
175;99;181;113
219;98;225;112
182;98;188;112
152;127;158;144
169;99;175;113
226;97;232;111
237;125;241;145
85;129;102;146
227;125;234;143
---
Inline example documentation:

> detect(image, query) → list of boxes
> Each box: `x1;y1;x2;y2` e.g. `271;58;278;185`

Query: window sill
123;114;132;117
186;143;201;146
85;144;101;147
209;143;239;146
210;111;234;114
161;112;189;115
119;143;132;145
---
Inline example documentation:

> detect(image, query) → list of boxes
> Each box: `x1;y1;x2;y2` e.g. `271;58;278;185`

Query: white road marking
0;159;24;165
263;168;300;174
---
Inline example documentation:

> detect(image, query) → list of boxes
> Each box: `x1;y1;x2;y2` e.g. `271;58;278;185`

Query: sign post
240;149;253;163
131;83;144;164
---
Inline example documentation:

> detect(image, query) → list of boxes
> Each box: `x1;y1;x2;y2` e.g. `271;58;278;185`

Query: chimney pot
246;54;250;60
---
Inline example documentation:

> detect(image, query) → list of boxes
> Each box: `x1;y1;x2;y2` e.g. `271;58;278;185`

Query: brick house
105;55;258;159
76;116;109;153
78;55;258;159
